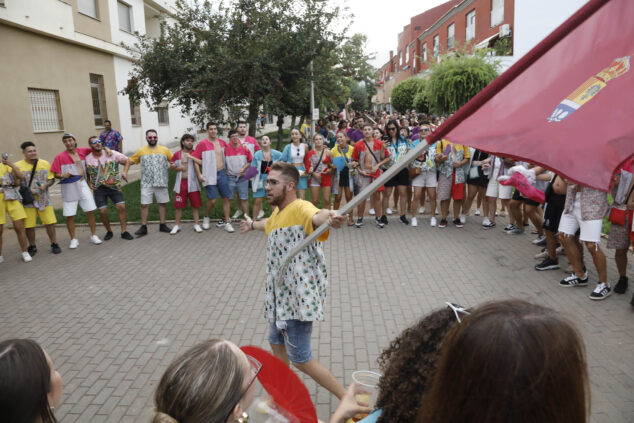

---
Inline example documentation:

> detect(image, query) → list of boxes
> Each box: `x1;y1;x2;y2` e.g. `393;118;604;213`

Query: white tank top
291;143;306;164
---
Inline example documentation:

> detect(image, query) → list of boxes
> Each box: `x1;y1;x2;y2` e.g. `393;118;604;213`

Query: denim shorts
227;176;249;200
204;169;231;199
267;320;313;364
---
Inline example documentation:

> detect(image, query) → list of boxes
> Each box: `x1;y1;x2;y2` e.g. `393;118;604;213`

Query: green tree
390;77;426;113
124;0;344;136
425;53;499;114
412;88;429;114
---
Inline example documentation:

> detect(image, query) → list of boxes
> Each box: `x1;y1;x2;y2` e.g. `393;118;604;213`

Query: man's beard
147;139;157;146
268;185;288;207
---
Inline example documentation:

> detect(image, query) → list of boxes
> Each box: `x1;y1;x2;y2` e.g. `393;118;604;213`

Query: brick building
375;0;515;111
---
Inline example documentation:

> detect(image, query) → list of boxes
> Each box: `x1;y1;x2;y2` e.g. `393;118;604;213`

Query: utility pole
309;60;315;142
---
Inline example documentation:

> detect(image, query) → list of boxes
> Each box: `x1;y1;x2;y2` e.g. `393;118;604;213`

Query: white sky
342;0;449;68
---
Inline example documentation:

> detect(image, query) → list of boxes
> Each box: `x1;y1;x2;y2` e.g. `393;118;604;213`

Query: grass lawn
54;171;329;224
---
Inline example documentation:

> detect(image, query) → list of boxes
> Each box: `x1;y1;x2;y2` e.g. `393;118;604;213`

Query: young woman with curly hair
329;306;459;423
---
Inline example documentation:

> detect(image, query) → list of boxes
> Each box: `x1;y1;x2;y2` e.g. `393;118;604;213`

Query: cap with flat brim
62;133;75;140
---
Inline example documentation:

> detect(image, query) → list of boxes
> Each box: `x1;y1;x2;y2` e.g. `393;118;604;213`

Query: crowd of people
2;110;632;304
0;299;592;423
0;109;631;422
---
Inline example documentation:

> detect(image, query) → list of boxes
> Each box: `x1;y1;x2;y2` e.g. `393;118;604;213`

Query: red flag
428;0;634;192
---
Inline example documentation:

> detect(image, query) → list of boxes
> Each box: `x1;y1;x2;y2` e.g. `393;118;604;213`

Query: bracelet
250;221;254;230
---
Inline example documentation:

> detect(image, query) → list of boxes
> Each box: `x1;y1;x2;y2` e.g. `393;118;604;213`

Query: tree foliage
391;77;426;113
424;54;499;115
125;0;344;131
412;90;429;114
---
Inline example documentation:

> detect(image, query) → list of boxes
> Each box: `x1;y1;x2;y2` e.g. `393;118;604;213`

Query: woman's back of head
152;339;244;423
375;307;457;423
0;338;57;423
417;300;589;423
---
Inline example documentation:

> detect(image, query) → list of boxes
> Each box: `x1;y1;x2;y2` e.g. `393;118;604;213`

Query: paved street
1;214;632;422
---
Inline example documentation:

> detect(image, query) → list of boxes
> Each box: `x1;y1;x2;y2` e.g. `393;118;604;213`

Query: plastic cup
351;370;381;409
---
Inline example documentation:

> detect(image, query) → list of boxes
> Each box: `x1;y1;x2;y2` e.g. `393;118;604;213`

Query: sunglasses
387;127;397;131
147;137;158;140
446;302;470;323
90;140;102;145
225;355;262;421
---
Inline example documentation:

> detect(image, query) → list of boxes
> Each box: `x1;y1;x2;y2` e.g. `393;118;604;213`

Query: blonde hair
152;339;245;423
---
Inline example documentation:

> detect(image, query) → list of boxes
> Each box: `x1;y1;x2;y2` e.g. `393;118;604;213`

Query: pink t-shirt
239;135;260;156
224;143;253;177
51;147;92;201
192;138;227;186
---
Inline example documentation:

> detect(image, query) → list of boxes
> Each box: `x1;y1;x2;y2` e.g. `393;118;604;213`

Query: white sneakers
224;222;235;233
193;224;203;233
369;208;375;215
202;217;210;230
482;217;491;226
90;235;103;245
430;216;438;227
69;239;79;249
386;208;393;215
22;252;32;263
257;210;265;220
419;207;425;213
170;225;181;235
411;217;418;227
232;209;243;219
459;214;467;224
475;208;481;216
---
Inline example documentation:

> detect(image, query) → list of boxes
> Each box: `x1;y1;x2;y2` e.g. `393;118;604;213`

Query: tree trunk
290;115;297;129
276;114;284;150
248;101;259;137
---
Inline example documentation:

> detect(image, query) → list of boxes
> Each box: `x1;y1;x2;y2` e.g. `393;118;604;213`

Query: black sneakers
399;215;409;225
121;231;134;240
159;223;172;233
559;273;588;287
104;231;114;241
380;215;388;225
453;218;464;228
589;283;612;300
614;276;628;294
51;243;62;254
438;219;448;228
535;258;559;271
355;218;363;228
135;225;148;237
375;218;385;228
27;245;37;257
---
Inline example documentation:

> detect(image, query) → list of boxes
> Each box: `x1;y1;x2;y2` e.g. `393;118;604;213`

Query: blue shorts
296;165;308;190
253;173;267;198
227;176;249;200
267;320;313;364
205;169;231;199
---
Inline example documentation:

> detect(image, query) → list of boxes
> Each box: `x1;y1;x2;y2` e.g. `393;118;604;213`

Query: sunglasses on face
387;127;397;131
147;137;158;140
90;140;102;145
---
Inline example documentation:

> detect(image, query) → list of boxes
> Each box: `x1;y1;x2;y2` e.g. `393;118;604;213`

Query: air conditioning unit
499;24;511;37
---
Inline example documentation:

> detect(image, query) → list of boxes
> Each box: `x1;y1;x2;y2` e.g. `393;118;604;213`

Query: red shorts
370;170;385;192
174;179;202;209
451;173;464;200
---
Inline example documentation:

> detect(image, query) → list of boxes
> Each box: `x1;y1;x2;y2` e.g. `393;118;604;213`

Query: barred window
447;23;455;50
28;88;63;132
422;43;427;62
466;10;476;41
157;102;169;125
90;73;108;128
130;97;142;126
433;35;439;57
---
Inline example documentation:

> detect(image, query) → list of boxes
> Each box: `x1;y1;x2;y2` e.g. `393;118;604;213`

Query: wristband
250;221;254;230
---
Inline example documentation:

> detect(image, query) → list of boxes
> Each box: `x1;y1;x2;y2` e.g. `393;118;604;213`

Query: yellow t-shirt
436;139;471;158
265;199;329;242
129;144;173;164
15;159;54;180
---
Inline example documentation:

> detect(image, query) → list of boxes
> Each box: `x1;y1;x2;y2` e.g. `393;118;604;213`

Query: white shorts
558;198;602;244
412;170;437;188
486;178;513;199
141;186;170;205
62;180;97;217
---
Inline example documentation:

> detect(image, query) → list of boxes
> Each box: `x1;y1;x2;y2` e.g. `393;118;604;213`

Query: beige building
0;0;194;160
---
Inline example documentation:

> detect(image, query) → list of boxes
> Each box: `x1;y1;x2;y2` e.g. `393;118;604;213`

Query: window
78;0;98;19
28;88;63;132
129;97;142;126
447;23;455;50
405;48;409;65
157;102;169;125
491;0;504;27
466;10;476;41
422;42;427;62
118;1;133;33
89;74;108;127
398;51;402;68
433;35;439;57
